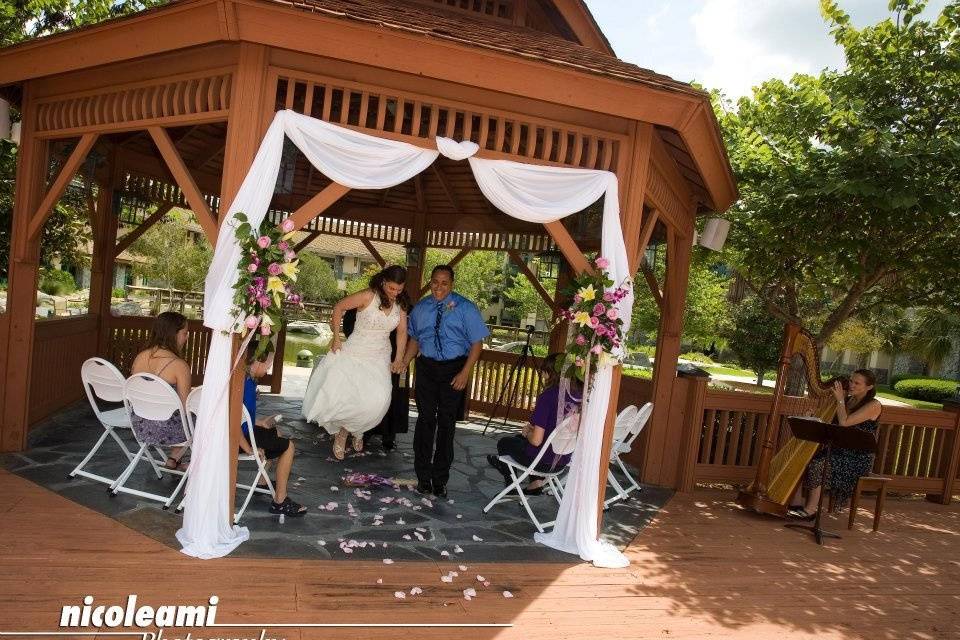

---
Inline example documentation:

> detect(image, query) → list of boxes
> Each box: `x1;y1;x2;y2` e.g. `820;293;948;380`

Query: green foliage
715;1;960;345
129;211;211;301
826;318;884;355
296;253;339;302
111;287;126;299
421;249;504;309
632;249;731;348
724;297;785;385
345;263;380;295
38;268;76;296
623;367;653;380
680;352;715;365
503;259;552;326
906;308;960;370
893;378;959;402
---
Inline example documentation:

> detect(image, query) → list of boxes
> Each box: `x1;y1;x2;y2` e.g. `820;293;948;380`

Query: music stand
784;416;877;545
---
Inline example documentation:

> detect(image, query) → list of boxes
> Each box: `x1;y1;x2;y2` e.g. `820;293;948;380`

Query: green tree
420;249;504;309
906;308;960;375
345;263;380;295
129;211;211;311
825;318;884;370
296;253;339;302
503;259;553;326
724;297;785;386
716;0;960;347
0;0;168;280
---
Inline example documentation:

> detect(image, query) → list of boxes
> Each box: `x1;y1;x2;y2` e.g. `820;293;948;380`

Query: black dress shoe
416;480;433;495
433;484;447;499
383;440;395;451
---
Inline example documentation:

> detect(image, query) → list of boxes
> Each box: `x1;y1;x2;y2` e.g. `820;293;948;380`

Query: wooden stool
848;475;891;532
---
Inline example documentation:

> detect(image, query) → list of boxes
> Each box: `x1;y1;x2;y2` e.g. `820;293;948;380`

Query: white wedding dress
301;293;401;435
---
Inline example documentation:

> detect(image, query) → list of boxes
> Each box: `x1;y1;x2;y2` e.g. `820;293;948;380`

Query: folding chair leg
604;468;629;507
111;443;149;493
70;429;113;478
235;467;262;523
164;465;190;509
108;429;137;462
616;456;642;495
547;477;564;505
508;468;545;533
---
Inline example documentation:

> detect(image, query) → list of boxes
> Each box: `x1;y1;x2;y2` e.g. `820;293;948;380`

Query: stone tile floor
2;391;671;563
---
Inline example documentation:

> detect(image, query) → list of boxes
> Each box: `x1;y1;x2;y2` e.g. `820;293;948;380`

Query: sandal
789;509;816;521
352;435;364;453
269;497;307;517
164;456;187;471
333;430;348;461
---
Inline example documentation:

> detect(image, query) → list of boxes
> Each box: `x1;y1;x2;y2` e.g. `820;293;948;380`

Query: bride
302;265;409;459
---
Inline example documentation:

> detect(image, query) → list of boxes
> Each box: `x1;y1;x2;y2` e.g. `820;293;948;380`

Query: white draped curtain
178;110;632;568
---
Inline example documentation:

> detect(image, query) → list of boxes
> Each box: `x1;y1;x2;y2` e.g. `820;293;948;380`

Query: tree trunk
755;370;765;386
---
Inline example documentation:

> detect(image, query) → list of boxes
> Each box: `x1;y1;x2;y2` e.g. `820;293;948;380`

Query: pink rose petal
394;591;406;599
383;558;394;564
503;591;514;598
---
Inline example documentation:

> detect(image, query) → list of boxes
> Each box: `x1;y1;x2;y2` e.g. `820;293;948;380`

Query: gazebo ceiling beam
26;132;99;242
148;126;218;243
413;173;426;212
117;147;223;196
112;203;174;259
360;238;386;268
293;230;321;253
636;209;660;268
543;221;593;276
640;258;663;310
507;249;557;312
287;182;352;232
431;164;460;211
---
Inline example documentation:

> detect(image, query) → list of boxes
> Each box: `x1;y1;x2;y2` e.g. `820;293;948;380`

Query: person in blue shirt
243;346;306;517
401;264;489;498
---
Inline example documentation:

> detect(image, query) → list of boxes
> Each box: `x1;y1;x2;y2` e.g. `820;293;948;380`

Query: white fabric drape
444;142;634;568
176;111;438;558
179;111;632;569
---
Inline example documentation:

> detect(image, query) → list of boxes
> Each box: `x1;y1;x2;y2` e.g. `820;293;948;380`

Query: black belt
418;355;467;364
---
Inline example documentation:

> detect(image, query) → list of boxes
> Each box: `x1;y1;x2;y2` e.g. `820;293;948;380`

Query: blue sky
584;0;950;99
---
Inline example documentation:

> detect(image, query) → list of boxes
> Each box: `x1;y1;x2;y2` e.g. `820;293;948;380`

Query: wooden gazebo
0;0;736;500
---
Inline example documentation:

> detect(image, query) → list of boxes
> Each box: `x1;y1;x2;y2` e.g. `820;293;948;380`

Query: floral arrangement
231;214;303;359
556;256;630;384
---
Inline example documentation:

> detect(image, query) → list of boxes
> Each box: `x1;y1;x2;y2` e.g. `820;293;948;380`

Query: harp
736;323;839;516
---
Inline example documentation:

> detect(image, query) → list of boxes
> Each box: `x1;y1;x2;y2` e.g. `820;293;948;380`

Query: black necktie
434;301;445;360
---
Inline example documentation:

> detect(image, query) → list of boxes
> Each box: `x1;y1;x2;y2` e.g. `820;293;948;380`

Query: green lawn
703;364;756;378
875;388;944;411
283;333;331;364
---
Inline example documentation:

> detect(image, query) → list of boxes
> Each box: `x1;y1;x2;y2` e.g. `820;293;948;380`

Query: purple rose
575;335;586;346
278;241;289;251
257;235;271;249
258;295;271;308
593;303;605;316
268;262;282;276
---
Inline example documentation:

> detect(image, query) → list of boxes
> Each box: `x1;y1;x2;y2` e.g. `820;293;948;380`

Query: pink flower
260;323;272;336
258;295;271;308
247;263;258;273
575;357;585;367
244;315;259;329
606;308;618;320
595;257;610;269
280;218;295;233
589;316;600;328
593;303;605;316
591;344;603;355
603;292;614;302
278;241;289;251
285;250;296;262
595;325;607;337
257;235;271;249
575;335;587;346
573;295;583;304
268;262;282;276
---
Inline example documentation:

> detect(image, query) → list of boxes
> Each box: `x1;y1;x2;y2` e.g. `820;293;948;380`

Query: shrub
38;269;77;296
889;373;942;388
623;367;653;380
630;345;656;357
681;351;715;365
893;378;959;402
112;287;126;299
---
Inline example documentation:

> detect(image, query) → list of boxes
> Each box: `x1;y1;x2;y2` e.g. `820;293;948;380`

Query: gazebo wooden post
0;84;46;452
642;222;693;486
91;149;121;355
548;260;571;354
219;43;270;522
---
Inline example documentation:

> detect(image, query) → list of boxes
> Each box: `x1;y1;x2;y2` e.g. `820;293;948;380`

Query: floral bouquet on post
231;214;304;360
555;256;630;388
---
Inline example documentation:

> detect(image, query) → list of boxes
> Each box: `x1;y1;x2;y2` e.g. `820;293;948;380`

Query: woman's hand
391;359;406;374
832;380;846;403
330;339;342;353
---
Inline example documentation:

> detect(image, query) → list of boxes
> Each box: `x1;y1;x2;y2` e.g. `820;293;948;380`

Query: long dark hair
849;368;878;413
369;265;411;312
146;311;187;358
542;352;583;396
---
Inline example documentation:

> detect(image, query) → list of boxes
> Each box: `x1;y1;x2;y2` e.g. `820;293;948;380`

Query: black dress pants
414;356;466;487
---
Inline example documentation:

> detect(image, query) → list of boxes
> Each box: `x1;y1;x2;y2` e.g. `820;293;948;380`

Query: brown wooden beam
543;221;593;276
112;203;174;259
507;249;557;312
293;230;321;253
636;209;660;268
192;141;226;171
413;173;426;212
623;123;654;274
640;259;663;310
287;182;352;232
431;163;460;211
148;126;218;243
26;133;99;242
361;237;386;267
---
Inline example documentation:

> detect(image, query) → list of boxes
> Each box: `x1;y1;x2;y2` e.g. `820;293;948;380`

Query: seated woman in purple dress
487;352;582;495
130;311;192;470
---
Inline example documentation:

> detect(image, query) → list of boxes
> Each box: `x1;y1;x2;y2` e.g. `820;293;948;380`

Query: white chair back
124;373;191;442
629;402;654;440
612;405;638;442
551;408;582;457
81;357;127;416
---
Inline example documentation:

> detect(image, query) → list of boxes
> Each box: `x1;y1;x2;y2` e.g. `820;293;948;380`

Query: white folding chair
112;373;192;508
185;387;275;523
71;358;164;486
483;410;580;533
604;401;653;507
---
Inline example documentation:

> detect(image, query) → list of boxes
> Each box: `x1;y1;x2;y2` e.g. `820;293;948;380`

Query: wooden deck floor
1;469;958;640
